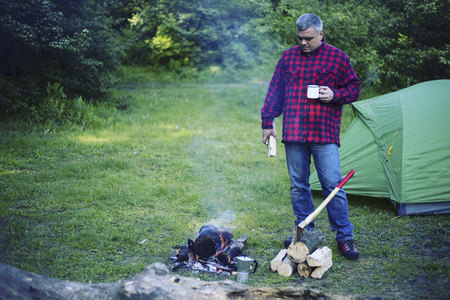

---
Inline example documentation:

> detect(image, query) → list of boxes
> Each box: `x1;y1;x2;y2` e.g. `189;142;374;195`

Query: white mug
307;85;320;99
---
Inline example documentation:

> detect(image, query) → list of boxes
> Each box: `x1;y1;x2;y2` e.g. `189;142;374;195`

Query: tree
121;0;275;71
0;0;122;115
374;0;449;90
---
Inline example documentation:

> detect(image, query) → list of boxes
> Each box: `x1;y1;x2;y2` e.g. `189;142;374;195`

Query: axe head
290;221;307;246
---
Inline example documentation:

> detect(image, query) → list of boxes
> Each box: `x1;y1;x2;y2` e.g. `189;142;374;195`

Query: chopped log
287;230;324;263
287;242;308;263
216;235;248;266
267;136;276;157
297;262;311;278
310;260;333;279
307;247;332;267
277;255;297;277
270;249;287;272
267;119;276;157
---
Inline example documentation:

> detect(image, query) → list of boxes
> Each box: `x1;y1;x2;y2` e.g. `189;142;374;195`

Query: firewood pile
271;230;332;279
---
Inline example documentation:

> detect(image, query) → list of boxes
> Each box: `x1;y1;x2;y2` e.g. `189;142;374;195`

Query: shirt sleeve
330;55;360;105
261;55;285;129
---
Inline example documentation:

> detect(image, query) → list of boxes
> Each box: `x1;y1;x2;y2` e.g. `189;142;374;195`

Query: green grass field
1;72;449;299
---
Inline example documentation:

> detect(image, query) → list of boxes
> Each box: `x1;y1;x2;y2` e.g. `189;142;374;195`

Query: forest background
1;1;449;298
1;0;449;122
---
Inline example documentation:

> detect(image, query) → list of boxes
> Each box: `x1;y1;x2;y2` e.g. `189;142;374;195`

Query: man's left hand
319;86;334;103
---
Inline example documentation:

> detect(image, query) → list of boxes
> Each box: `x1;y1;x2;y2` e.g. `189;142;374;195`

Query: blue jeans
285;142;354;242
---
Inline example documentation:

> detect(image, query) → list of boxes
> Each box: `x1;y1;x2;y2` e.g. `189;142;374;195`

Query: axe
291;170;355;246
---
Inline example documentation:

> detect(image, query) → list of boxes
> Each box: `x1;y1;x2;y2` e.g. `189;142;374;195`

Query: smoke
208;209;237;228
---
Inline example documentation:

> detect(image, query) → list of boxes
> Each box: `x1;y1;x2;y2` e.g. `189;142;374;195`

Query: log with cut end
277;255;297;277
297;262;311;278
287;242;308;263
307;246;332;267
310;260;333;279
287;230;324;263
270;249;287;272
307;246;333;279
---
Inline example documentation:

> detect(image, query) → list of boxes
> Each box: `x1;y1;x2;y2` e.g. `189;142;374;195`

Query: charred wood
193;224;233;259
217;235;248;266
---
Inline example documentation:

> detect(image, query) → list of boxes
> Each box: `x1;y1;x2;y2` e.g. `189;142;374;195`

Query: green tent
310;80;450;215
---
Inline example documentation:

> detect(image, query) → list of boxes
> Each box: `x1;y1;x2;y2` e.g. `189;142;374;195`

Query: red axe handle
291;170;355;246
298;170;355;231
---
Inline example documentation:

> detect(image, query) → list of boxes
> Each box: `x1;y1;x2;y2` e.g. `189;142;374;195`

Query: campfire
170;224;250;275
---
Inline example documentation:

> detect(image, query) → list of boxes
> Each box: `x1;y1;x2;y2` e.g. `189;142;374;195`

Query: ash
171;257;235;276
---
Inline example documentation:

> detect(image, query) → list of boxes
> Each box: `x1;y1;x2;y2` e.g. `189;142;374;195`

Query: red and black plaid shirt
261;41;360;145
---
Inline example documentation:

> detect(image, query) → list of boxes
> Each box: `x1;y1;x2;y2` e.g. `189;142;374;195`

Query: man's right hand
262;129;278;144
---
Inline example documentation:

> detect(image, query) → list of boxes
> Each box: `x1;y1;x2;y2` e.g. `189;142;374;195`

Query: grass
1;70;449;299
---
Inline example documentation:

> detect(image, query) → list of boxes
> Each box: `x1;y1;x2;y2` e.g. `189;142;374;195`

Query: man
261;13;360;260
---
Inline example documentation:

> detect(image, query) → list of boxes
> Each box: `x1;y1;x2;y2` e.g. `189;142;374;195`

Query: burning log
216;235;248;266
193;224;233;259
173;239;195;262
171;225;253;276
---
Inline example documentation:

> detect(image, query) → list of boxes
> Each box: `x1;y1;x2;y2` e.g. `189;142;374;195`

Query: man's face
297;27;323;53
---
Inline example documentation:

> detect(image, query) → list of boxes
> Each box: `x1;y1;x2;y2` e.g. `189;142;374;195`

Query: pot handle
251;259;259;273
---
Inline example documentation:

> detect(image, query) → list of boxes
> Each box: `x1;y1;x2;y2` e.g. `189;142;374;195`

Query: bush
30;83;106;131
0;0;122;117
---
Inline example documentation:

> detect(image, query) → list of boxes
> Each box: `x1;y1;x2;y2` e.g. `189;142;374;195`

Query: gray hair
296;14;323;33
